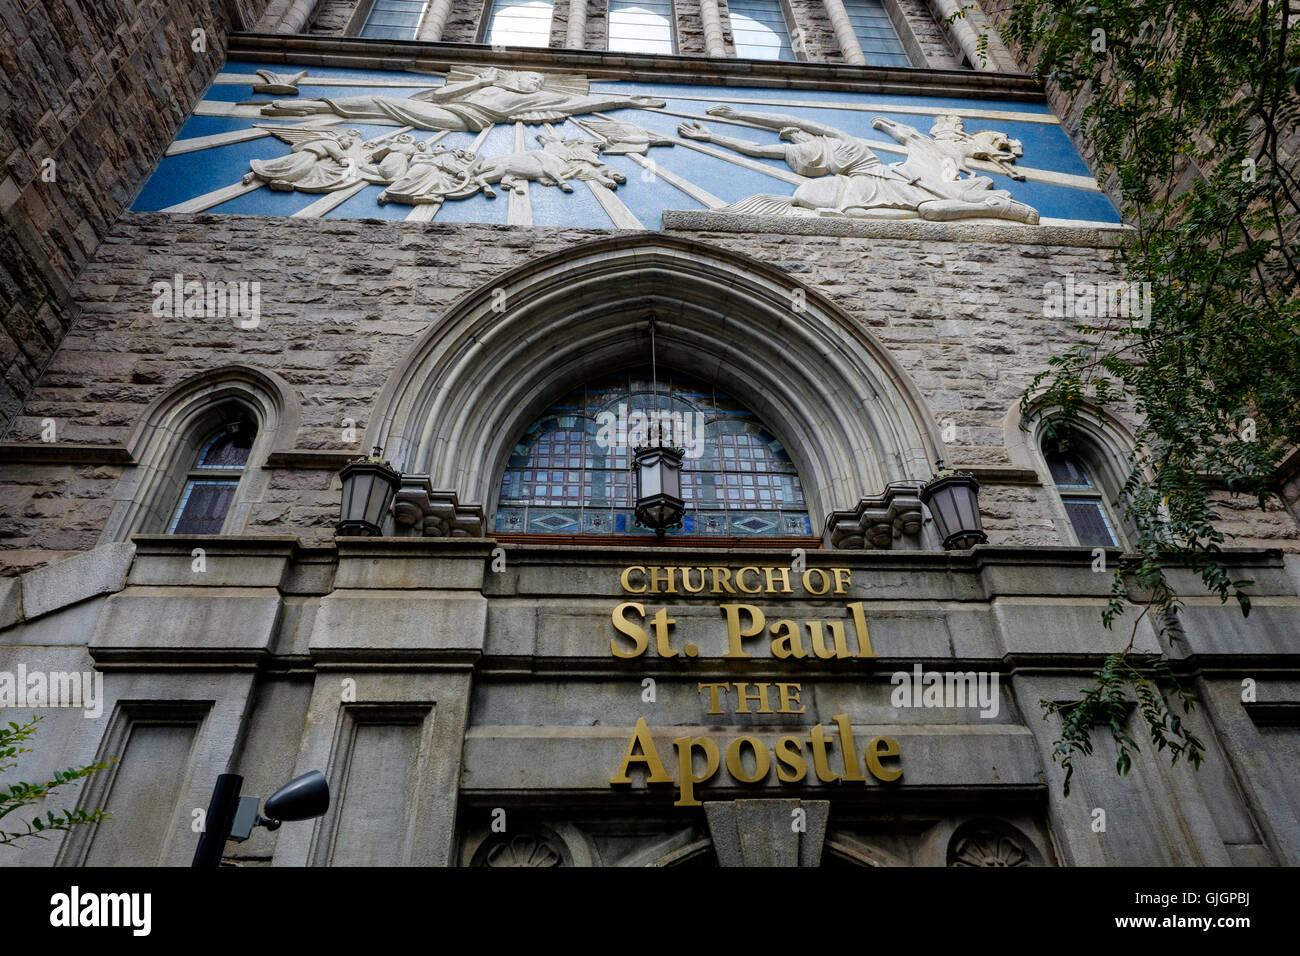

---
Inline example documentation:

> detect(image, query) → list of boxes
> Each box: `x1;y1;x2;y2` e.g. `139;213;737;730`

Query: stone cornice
663;211;1133;247
961;465;1042;485
225;32;1048;102
265;449;356;470
488;540;1290;574
0;444;359;469
0;442;135;465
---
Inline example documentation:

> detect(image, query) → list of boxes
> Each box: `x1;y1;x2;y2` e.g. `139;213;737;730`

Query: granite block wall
2;213;1295;573
0;0;271;436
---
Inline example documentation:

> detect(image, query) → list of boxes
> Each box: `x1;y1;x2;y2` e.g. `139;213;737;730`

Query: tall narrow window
359;0;430;39
168;420;256;534
727;0;796;60
608;0;676;54
840;0;912;66
1043;441;1121;548
484;0;554;47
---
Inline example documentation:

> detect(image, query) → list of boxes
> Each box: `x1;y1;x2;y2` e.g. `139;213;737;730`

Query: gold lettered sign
607;564;902;805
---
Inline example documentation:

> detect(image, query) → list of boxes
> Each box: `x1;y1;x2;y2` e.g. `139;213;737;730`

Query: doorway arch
369;234;940;528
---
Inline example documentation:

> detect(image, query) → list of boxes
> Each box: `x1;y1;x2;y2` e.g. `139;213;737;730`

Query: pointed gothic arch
99;365;301;543
369;235;941;530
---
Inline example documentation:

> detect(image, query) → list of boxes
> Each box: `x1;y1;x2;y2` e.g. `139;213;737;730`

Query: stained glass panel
496;368;811;535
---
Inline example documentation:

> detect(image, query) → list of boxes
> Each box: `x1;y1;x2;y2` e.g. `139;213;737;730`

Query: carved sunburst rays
153;65;1105;225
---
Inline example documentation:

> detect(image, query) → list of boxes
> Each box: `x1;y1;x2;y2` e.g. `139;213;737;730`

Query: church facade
0;0;1297;867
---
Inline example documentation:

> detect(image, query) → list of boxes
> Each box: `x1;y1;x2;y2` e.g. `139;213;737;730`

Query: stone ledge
662;211;1132;247
88;588;284;653
0;442;134;465
962;465;1042;485
227;33;1048;101
334;536;500;560
127;534;323;590
14;542;136;625
265;449;356;470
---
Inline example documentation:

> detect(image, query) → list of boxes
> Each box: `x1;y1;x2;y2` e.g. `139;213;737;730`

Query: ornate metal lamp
632;314;685;539
919;459;988;550
336;447;400;536
633;443;685;539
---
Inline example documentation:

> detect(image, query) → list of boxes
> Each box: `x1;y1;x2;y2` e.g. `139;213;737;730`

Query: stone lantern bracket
392;475;486;538
822;481;925;550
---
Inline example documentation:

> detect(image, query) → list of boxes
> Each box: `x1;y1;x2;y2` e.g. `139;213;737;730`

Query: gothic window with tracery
496;368;812;536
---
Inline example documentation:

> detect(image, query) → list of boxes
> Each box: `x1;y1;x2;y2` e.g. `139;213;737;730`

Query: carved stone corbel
822;481;925;549
392;475;486;538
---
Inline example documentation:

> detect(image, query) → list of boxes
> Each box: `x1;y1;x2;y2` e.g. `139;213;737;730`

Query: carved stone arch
1005;396;1139;483
369;235;941;529
100;365;301;542
1004;396;1141;546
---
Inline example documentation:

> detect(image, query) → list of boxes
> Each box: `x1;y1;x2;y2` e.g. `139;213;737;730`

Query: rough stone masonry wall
0;0;270;437
1;212;1295;574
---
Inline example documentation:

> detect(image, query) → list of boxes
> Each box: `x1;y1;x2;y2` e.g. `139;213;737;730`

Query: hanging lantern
336;447;400;537
919;460;988;550
633;444;685;539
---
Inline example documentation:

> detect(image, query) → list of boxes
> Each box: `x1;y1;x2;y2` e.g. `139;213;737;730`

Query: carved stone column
930;0;996;70
565;0;588;48
699;0;729;57
276;0;320;34
705;800;830;866
821;0;867;65
418;0;456;41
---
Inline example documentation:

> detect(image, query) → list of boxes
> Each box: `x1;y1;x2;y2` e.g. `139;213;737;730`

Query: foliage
0;715;114;846
982;1;1300;793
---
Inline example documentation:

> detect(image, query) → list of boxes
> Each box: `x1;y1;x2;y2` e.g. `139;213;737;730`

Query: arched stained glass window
168;420;255;534
496;369;812;536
